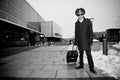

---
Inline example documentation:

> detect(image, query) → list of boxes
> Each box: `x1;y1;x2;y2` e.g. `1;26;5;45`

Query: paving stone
19;63;45;70
63;64;77;70
48;78;74;80
11;69;33;77
43;65;65;70
0;62;24;71
0;71;14;77
54;61;67;65
10;59;32;65
85;69;104;78
56;70;89;78
28;70;56;78
39;60;54;65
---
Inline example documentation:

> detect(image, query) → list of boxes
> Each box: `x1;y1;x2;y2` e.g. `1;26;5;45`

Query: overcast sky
26;0;120;38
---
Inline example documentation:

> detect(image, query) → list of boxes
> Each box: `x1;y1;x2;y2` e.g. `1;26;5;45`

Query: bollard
103;38;108;55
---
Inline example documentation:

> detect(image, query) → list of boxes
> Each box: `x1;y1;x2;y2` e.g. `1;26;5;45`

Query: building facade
106;28;120;42
0;0;44;48
40;21;63;42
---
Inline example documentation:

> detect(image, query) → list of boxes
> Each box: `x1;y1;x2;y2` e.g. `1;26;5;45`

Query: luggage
66;45;78;63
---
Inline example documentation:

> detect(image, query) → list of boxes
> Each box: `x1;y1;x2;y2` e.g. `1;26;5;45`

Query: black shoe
90;69;97;74
75;65;83;69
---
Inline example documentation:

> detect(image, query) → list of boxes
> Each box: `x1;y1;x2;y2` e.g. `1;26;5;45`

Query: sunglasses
77;13;84;16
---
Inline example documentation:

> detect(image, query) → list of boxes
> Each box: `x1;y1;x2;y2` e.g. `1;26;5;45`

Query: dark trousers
78;49;94;69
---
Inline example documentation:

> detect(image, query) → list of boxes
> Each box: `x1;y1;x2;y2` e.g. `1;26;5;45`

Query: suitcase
66;45;78;63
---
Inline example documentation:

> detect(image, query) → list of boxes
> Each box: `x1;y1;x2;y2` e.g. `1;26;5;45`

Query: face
77;11;84;20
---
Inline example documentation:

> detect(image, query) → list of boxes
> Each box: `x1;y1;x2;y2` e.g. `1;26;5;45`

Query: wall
40;21;62;38
0;0;44;32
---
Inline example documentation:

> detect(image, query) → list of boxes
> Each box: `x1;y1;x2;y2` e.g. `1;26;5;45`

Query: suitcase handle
72;44;77;50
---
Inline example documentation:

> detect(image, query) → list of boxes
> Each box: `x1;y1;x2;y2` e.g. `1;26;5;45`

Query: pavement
0;46;40;59
0;44;119;80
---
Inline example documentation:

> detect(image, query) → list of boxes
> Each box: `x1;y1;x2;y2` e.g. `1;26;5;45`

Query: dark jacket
74;18;93;50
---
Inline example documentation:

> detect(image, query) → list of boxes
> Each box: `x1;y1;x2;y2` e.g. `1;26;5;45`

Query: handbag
66;44;78;63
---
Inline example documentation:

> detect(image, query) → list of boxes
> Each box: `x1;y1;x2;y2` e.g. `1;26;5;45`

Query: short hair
75;8;85;16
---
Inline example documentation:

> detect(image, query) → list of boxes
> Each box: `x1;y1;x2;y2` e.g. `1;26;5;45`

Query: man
74;8;96;74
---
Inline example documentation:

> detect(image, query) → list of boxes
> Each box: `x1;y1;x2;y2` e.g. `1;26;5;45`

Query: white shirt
79;18;84;23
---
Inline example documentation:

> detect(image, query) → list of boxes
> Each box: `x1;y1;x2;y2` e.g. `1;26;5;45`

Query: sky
26;0;120;38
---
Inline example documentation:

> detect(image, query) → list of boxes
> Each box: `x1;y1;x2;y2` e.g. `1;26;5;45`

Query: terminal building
0;0;63;48
40;21;63;42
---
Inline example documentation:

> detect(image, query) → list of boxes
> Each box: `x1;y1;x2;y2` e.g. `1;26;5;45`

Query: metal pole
103;36;108;55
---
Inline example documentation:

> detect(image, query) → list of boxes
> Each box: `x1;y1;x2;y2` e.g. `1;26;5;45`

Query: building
106;28;120;42
40;21;63;42
0;0;44;48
